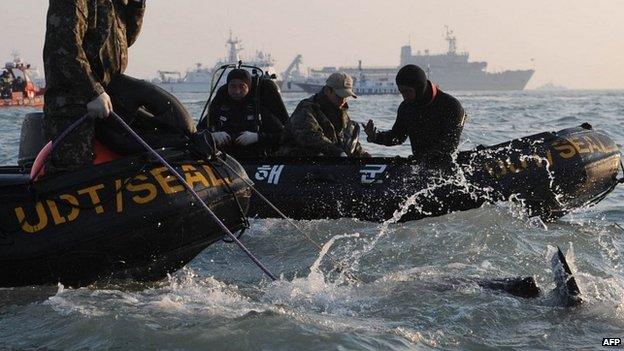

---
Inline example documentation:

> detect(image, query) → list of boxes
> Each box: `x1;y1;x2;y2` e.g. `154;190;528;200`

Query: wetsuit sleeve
435;102;465;155
44;0;105;99
125;0;146;47
258;106;284;149
369;106;409;146
290;104;344;156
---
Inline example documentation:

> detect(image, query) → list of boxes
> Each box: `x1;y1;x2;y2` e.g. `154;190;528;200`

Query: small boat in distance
0;53;44;108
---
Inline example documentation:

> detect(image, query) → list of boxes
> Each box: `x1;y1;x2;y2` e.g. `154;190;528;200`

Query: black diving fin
476;246;582;306
550;246;582;306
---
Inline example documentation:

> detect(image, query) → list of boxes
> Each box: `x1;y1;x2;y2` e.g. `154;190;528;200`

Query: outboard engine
18;112;45;170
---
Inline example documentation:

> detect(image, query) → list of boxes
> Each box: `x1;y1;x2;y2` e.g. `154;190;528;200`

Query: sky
2;0;623;89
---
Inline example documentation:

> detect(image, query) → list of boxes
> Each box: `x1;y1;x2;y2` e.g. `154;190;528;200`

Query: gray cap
325;72;357;99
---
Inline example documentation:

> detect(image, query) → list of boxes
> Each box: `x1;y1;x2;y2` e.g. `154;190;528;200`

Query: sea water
0;90;622;350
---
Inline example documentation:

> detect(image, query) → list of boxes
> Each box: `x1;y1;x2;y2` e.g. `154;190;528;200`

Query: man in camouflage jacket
43;0;145;173
278;72;368;157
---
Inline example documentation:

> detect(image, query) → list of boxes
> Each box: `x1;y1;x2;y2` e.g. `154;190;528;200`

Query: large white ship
154;33;277;93
295;27;534;94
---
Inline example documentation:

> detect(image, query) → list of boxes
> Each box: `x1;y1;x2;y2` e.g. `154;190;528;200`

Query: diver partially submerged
472;247;581;306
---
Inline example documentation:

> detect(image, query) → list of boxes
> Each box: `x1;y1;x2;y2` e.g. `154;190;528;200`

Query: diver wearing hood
364;64;466;164
198;69;286;158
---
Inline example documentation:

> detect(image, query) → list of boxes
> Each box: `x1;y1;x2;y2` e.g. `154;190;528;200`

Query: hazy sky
2;0;623;89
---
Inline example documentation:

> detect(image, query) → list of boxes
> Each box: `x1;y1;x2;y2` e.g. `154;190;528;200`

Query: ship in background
295;27;535;94
154;32;278;93
0;52;44;108
402;27;534;91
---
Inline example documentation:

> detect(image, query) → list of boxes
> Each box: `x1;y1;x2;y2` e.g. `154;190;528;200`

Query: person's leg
43;104;94;174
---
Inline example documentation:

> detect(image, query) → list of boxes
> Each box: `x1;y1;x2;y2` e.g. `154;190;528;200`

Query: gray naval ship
402;27;534;91
295;27;534;94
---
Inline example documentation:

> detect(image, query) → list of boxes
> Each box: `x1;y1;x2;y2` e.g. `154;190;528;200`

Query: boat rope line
197;64;231;128
110;111;278;281
29;114;92;182
194;59;358;281
26;114;152;212
203;160;250;242
211;153;361;283
188;131;250;242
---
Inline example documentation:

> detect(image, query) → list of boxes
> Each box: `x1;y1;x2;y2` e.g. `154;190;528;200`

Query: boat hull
0;151;251;287
0;94;44;108
241;125;621;222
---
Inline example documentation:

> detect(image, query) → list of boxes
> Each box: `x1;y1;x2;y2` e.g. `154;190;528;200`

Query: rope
203;159;251;242
197;65;232;128
212;153;361;283
29;114;92;182
110;111;278;281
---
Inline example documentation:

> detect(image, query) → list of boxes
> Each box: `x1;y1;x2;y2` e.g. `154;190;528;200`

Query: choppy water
1;90;623;350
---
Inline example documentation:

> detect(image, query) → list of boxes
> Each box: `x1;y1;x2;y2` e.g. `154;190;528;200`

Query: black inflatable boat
241;124;622;222
0;142;251;287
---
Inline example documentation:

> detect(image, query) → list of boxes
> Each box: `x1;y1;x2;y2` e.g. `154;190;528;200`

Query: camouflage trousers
43;104;95;174
41;75;195;175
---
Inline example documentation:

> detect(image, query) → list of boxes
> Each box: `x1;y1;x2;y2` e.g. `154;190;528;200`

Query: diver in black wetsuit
364;64;466;165
197;69;287;158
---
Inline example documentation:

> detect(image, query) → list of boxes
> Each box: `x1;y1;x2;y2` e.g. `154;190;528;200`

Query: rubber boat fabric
18;112;623;224
1;107;253;287
241;124;622;222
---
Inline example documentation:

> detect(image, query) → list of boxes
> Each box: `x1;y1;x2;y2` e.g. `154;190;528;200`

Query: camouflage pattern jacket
43;0;146;110
278;92;366;157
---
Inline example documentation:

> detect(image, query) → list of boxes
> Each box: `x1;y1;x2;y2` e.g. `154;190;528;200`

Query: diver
411;247;582;307
197;68;287;158
477;247;582;306
278;72;369;157
364;64;466;164
0;71;12;99
43;0;195;174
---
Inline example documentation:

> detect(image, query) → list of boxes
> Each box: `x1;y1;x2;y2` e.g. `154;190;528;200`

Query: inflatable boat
241;124;622;222
0;128;251;287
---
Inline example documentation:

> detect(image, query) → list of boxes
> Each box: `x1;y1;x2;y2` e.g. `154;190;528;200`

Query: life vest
211;100;262;136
